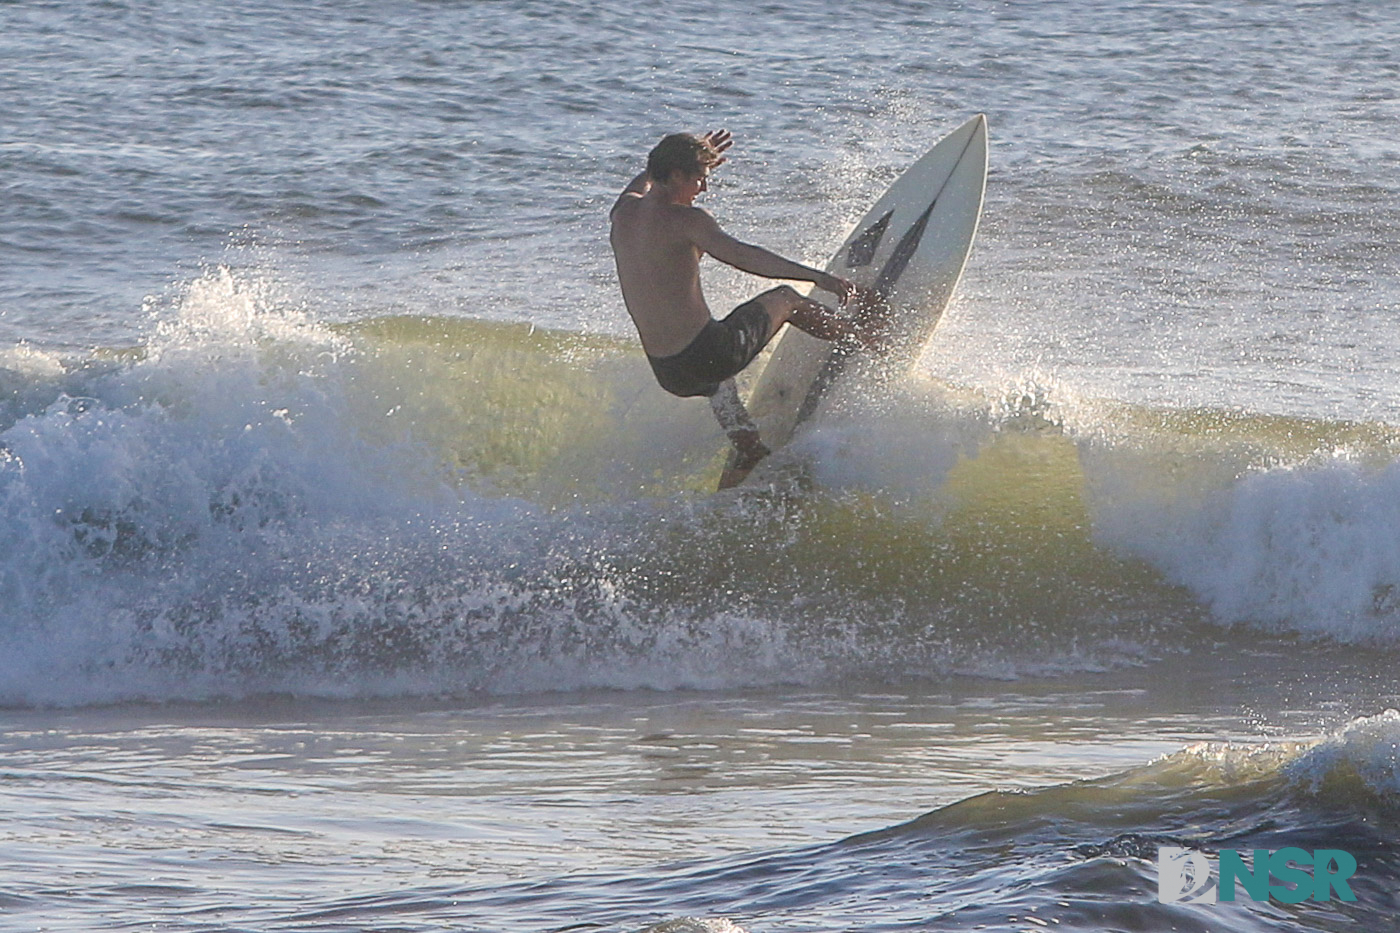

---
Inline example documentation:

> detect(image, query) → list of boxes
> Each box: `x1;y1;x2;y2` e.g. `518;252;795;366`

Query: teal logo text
1158;847;1357;904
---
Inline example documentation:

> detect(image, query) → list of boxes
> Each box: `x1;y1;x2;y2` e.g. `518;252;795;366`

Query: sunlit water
3;0;1399;930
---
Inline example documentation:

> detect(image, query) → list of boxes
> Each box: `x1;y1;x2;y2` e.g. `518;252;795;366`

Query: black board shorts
646;300;773;398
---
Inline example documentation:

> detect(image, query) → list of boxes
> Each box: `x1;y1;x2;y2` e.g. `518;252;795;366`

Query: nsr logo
1158;847;1357;904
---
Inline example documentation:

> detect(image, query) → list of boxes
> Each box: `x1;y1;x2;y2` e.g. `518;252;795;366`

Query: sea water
2;0;1399;930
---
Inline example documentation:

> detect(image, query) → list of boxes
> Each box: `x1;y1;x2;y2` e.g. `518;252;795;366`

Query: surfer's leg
743;285;854;342
746;285;887;347
850;286;892;349
709;379;769;468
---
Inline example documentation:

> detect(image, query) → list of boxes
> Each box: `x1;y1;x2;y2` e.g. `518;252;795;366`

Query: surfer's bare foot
729;428;770;471
717;428;770;489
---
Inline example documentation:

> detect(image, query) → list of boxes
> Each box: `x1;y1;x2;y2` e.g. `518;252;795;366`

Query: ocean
2;0;1399;930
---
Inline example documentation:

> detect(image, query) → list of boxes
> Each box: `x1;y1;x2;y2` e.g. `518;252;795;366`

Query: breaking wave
2;268;1399;707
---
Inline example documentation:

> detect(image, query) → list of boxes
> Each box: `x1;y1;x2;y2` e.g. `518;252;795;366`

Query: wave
266;712;1400;933
662;712;1400;931
2;268;1400;706
817;710;1400;931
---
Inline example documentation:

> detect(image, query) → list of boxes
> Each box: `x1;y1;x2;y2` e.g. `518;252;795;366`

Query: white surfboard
720;114;988;488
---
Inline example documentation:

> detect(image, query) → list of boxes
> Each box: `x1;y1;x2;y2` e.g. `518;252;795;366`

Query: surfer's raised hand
703;129;733;165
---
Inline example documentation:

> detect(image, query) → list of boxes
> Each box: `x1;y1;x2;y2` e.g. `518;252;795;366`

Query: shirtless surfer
609;130;880;485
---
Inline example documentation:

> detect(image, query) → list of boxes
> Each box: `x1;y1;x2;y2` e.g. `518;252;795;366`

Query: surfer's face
678;170;709;203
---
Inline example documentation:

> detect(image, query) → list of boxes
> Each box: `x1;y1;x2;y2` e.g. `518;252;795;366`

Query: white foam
1157;711;1400;799
639;921;750;933
1091;448;1400;640
0;342;65;378
5;265;1357;707
0;268;465;705
0;262;856;705
1285;709;1400;797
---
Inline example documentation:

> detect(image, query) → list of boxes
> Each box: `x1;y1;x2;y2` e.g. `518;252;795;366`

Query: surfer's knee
756;285;801;308
751;286;806;331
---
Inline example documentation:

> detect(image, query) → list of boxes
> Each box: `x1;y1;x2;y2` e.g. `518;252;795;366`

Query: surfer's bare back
609;129;875;478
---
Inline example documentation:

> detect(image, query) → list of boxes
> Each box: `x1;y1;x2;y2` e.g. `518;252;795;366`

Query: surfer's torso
609;192;716;358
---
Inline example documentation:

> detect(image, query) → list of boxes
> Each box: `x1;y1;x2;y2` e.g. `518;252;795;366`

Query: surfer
610;129;880;478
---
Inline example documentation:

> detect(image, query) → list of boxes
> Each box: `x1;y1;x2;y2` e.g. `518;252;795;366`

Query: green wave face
337;315;729;500
330;315;1400;648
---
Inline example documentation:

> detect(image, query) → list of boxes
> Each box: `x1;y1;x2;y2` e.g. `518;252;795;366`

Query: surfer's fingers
705;129;734;152
834;276;857;305
816;272;854;305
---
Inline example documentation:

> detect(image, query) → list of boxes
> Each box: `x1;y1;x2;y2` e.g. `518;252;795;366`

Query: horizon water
3;1;1400;930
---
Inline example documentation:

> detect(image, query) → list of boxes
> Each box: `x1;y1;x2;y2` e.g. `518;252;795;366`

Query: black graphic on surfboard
845;211;893;268
794;201;938;425
791;122;984;434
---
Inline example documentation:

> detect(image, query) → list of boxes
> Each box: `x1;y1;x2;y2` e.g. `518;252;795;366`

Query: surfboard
718;114;989;489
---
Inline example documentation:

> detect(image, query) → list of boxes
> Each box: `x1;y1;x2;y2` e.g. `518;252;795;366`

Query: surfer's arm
610;172;651;217
688;210;850;299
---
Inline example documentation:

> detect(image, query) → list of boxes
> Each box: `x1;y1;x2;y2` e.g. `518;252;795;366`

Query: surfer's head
647;133;722;185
